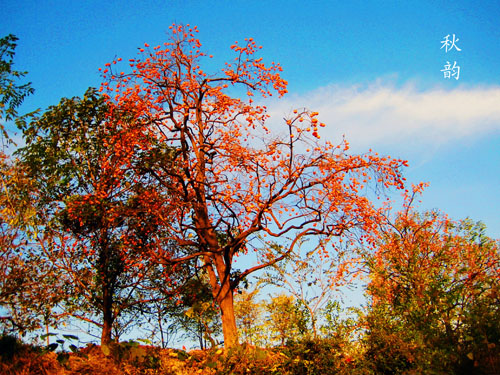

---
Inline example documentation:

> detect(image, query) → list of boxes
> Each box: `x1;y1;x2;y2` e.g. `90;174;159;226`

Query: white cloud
265;81;500;152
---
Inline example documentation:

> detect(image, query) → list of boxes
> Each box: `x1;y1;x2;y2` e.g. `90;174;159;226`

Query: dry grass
0;341;290;375
0;342;214;375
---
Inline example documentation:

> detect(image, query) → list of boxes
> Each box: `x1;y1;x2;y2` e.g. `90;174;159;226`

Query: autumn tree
234;289;265;346
15;88;187;345
257;239;361;339
175;274;222;349
364;188;500;374
264;294;309;346
235;291;308;347
100;24;408;347
0;153;67;336
0;34;59;337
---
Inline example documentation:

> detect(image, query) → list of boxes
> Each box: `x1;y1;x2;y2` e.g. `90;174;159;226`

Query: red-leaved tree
99;24;408;347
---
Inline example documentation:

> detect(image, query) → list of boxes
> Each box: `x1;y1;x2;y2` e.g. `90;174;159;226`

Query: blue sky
2;0;499;240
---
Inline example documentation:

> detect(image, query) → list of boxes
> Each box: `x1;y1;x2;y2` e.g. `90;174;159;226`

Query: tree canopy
0;29;498;374
0;34;35;146
94;24;408;346
364;188;500;373
15;88;186;344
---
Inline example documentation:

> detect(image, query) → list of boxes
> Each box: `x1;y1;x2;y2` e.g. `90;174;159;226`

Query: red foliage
96;24;408;346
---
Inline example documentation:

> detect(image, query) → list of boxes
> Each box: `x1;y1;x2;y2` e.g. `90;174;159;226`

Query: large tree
99;24;408;347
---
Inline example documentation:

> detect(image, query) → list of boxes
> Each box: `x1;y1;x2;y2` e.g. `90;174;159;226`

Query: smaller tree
264;294;309;346
364;188;500;374
234;289;265;346
0;153;66;336
141;298;180;349
0;34;41;333
171;273;222;349
319;300;361;344
258;239;361;339
16;88;181;345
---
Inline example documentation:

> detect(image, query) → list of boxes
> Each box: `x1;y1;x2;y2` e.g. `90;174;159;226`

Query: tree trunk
158;306;165;348
308;306;318;339
101;318;112;346
205;251;239;348
198;215;239;347
218;284;239;348
101;282;113;346
99;235;116;346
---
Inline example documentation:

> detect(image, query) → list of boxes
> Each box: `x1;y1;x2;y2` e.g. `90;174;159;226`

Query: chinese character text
441;34;461;53
441;61;460;80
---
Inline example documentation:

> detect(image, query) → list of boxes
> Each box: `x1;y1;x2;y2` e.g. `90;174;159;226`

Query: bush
193;344;282;374
0;334;22;361
279;338;363;375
